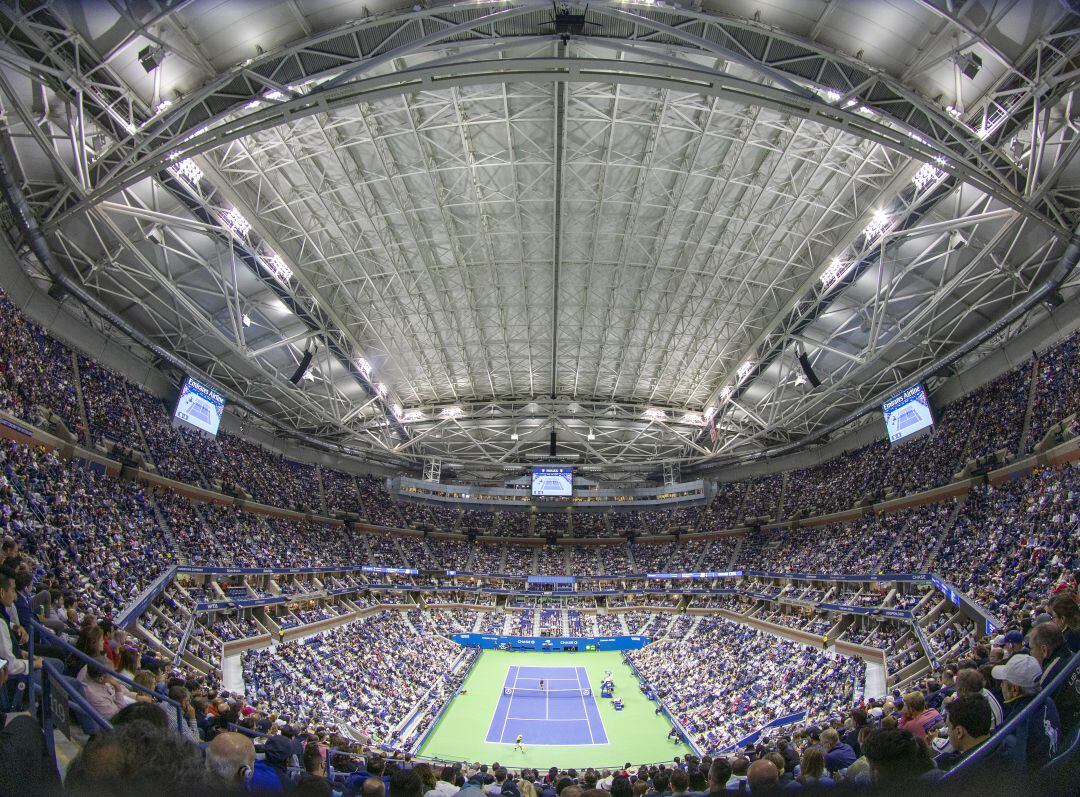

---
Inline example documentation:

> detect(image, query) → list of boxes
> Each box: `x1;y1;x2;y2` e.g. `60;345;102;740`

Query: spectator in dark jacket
819;728;857;773
1030;620;1079;738
992;653;1062;771
251;735;296;794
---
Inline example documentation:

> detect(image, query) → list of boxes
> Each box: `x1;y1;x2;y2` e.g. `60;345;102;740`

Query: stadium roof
0;0;1078;480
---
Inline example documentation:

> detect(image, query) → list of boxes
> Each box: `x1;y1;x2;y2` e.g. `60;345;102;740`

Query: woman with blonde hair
518;777;537;797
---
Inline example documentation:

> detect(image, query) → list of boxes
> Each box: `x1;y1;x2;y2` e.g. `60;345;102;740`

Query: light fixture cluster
262;255;293;285
439;406;465;420
862;209;891;242
819;257;848;289
171;158;203;185
912;160;946;191
220;206;252;237
352;356;402;414
643;408;668;422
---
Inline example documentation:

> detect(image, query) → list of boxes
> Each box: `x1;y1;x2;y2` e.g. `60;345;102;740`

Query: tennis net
504;687;591;699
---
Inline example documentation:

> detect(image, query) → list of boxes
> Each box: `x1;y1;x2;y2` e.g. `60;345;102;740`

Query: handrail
941;648;1080;779
38;658;112;765
42;658;113;732
29;618;185;731
115;565;178;629
721;710;808;753
227;723;273;740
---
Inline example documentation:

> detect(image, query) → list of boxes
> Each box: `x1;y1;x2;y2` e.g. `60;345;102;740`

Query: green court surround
416;650;692;768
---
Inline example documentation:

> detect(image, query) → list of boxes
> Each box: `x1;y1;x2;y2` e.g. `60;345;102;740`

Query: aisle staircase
923;495;969;570
147;492;185;564
122;382;154;464
1018;355;1042;456
69;351;91;441
726;536;744;570
315;467;329;516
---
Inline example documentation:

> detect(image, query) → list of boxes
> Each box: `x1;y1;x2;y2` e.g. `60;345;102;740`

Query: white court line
575;667;595;744
577;666;609;744
498;665;519;743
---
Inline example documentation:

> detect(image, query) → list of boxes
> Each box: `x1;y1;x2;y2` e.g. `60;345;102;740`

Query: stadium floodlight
242;314;251;327
794;372;809;386
302;368;316;382
587;429;595;441
681;413;705;426
401;410;424;423
172;158;203;185
221;207;252;237
912;160;946;191
439;406;465;419
643;408;668;422
153;99;172;115
263;254;293;285
354;356;372;379
863;209;891;242
819;258;848;289
945;104;962;119
737;360;756;381
392;403;403;418
510;431;519;441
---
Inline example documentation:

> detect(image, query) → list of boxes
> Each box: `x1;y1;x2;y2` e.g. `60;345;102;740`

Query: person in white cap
990;653;1061;770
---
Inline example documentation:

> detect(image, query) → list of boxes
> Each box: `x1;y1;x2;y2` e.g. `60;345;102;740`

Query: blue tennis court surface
485;665;609;746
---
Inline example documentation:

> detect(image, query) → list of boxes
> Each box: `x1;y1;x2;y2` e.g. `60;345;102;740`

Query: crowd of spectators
128;386;207;485
321;465;363;515
571;511;609;536
0;289;82;435
628;617;865;750
7;292;1080;550
79;356;145;451
243;611;466;749
5;293;1080;795
933;463;1080;620
737;502;959;576
1027;333;1080;451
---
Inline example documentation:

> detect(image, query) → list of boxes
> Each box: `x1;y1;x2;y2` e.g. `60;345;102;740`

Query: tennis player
539;679;546;691
514;734;525;753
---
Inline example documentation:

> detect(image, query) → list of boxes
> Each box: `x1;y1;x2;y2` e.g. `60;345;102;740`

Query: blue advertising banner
450;633;650;651
194;596;290;612
817;603;913;619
